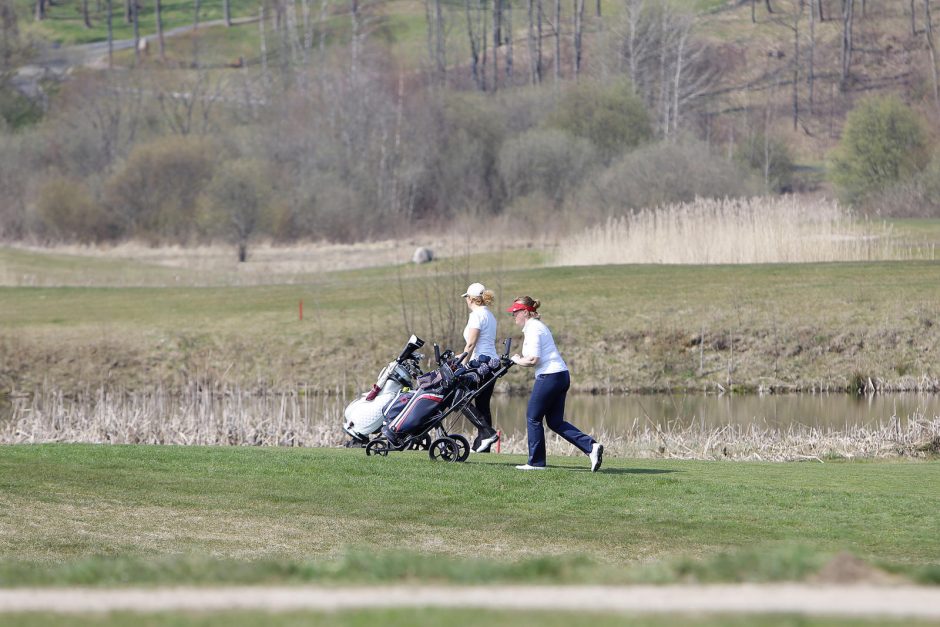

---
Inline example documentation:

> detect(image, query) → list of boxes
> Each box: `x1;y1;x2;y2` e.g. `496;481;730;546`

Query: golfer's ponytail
513;296;541;318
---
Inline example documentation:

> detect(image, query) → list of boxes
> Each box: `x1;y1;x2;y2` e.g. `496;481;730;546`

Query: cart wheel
366;439;390;457
448;433;470;462
428;437;459;462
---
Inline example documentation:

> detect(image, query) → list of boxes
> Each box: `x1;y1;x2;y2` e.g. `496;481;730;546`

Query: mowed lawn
0;444;937;586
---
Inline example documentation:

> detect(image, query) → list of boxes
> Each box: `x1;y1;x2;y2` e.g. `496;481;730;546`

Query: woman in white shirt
508;295;603;472
461;282;500;453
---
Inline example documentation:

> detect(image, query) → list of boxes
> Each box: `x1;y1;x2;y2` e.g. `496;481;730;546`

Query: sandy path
2;584;940;618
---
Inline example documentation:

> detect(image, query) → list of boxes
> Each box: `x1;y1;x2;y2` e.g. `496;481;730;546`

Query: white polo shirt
464;307;498;360
521;318;568;377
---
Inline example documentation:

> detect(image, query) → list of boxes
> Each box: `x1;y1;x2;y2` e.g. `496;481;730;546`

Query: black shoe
474;431;499;453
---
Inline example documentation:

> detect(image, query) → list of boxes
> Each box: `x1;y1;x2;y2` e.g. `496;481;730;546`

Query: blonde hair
470;289;495;307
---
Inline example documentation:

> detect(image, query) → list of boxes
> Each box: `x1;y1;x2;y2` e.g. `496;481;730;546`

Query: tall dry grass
3;389;938;461
554;196;927;266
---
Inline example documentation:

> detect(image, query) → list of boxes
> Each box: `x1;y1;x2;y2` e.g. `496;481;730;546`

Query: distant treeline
2;0;940;256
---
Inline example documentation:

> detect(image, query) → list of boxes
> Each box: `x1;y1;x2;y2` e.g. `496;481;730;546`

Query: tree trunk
554;0;560;82
840;0;854;91
765;0;773;13
536;0;543;82
132;0;140;65
467;0;483;89
83;0;92;28
224;0;231;27
527;0;537;84
193;0;201;31
156;0;166;61
573;0;584;78
818;0;825;21
926;0;939;107
505;0;513;82
259;4;269;87
493;0;501;90
595;0;600;17
752;0;756;23
792;8;800;131
808;0;816;114
124;0;131;25
107;0;114;68
34;0;45;21
435;0;446;83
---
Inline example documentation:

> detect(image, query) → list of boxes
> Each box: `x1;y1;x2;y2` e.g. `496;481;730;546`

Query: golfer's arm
511;354;538;367
462;328;479;362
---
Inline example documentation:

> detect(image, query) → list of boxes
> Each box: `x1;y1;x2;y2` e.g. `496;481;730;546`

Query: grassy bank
4;247;940;395
0;445;937;587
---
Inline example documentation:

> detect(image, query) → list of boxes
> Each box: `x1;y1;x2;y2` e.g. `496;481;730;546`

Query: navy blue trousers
525;370;594;467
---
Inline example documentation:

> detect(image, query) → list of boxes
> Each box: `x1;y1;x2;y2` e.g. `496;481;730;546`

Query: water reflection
486;392;937;434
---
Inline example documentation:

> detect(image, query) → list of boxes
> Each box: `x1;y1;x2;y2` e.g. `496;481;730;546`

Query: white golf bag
343;335;425;445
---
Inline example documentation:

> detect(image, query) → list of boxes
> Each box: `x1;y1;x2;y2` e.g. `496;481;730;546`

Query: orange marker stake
299;299;303;321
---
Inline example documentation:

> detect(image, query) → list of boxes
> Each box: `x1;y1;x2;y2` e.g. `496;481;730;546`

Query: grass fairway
1;444;938;586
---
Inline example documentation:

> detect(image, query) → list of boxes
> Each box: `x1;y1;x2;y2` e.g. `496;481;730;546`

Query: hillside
2;0;940;246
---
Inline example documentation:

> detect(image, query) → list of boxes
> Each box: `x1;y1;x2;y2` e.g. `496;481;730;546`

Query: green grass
0;444;938;587
10;610;939;627
5;248;940;394
5;610;937;627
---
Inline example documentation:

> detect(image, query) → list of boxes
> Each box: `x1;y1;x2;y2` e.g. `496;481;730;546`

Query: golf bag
342;335;426;446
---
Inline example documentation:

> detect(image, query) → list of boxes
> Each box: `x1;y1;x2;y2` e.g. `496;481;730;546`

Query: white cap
461;282;485;298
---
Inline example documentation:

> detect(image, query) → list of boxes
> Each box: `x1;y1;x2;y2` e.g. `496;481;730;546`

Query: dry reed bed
3;389;939;461
555;196;923;266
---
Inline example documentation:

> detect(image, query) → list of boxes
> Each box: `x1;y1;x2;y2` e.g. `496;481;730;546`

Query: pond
484;392;939;434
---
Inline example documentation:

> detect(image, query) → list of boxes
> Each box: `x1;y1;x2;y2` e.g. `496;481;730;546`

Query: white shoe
590;443;604;472
515;464;547;470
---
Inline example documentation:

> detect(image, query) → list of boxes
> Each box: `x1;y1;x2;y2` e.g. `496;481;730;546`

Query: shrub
829;95;930;206
34;176;118;243
198;159;273;261
497;128;597;206
104;135;216;242
546;78;652;162
582;139;760;218
734;132;794;193
869;152;940;218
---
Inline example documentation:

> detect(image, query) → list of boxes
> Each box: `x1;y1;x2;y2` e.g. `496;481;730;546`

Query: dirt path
2;584;940;618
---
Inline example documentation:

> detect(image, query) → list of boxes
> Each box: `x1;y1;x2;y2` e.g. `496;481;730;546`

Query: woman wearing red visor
507;296;604;471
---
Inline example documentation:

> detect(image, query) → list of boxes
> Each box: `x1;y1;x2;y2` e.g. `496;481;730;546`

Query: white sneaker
590;443;604;472
515;464;547;470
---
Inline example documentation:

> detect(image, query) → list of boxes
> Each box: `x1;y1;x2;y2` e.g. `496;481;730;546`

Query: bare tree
467;0;486;89
554;0;561;82
615;2;718;138
107;0;113;68
573;0;585;78
493;0;502;90
526;0;544;84
926;0;939;107
808;0;816;113
34;0;45;21
840;0;854;90
769;0;805;131
505;0;513;82
155;0;165;61
82;0;92;28
911;0;917;36
224;0;231;27
132;0;140;66
156;70;222;135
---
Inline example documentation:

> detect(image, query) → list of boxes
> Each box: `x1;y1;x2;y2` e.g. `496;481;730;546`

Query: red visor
506;302;535;313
